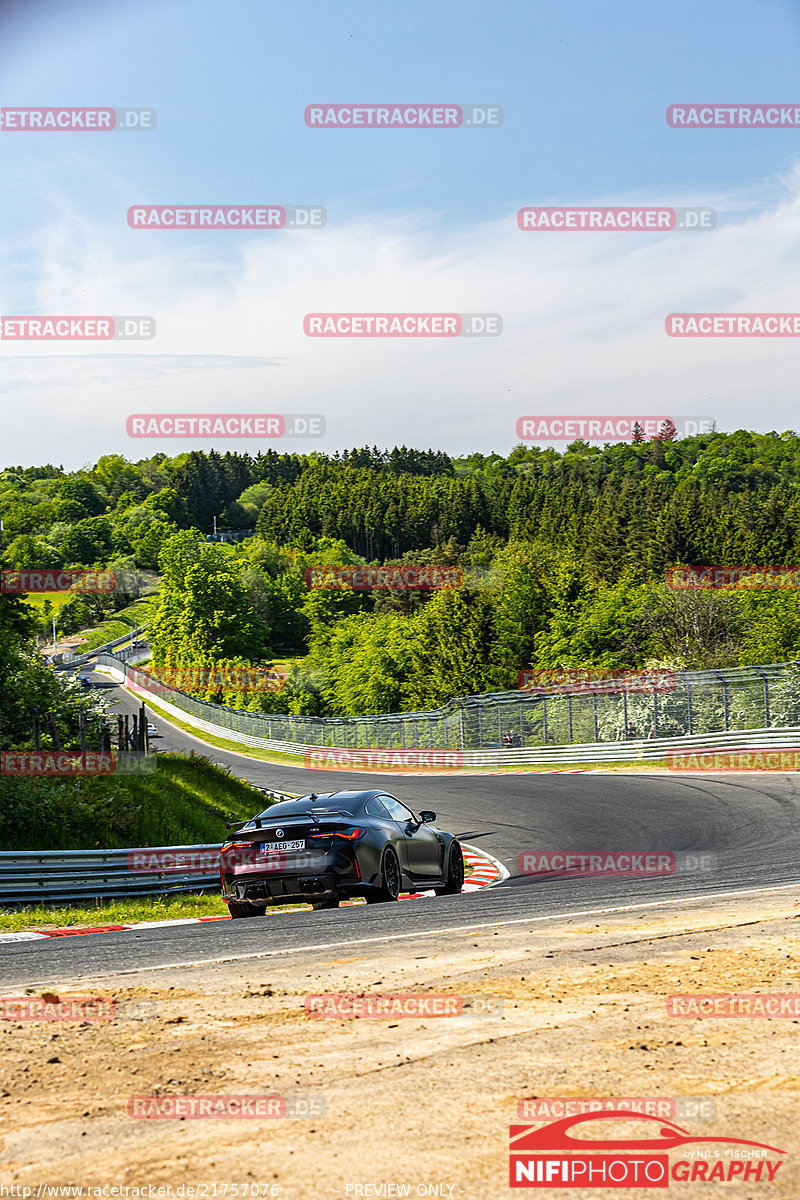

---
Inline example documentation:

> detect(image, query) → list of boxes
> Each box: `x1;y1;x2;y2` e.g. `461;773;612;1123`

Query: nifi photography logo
508;1111;786;1188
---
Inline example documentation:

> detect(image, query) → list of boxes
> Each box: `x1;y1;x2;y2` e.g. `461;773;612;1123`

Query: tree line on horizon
4;430;800;725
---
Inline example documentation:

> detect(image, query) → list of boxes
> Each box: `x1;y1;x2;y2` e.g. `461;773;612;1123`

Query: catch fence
97;657;800;752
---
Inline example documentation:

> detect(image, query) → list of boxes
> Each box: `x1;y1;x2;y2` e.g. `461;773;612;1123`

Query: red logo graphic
667;313;800;336
304;104;502;128
1;316;154;340
667;748;800;772
518;852;675;877
667;104;800;127
517;669;676;694
1;996;116;1022
305;994;465;1018
519;207;674;230
2;752;120;776
516;416;678;442
666;565;800;590
304;565;462;591
304;749;463;772
509;1112;785;1187
1;569;116;594
130;665;288;695
668;993;800;1017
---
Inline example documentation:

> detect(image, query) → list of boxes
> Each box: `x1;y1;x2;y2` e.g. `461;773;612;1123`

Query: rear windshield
253;796;361;820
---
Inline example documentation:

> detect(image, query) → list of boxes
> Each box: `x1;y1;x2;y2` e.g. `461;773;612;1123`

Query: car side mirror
420;810;436;823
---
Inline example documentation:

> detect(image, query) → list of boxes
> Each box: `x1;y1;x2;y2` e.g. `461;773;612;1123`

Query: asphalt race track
2;669;799;987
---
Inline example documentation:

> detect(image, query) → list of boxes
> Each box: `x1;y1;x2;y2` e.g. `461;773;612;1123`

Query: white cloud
3;170;800;466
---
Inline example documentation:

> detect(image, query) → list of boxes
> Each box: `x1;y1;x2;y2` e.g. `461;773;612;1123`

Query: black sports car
219;789;464;917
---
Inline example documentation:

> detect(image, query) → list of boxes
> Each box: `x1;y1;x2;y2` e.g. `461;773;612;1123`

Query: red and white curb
0;842;507;942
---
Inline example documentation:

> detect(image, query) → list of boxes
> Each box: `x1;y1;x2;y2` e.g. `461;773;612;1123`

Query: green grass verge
269;651;308;673
0;892;332;931
75;593;160;652
22;592;76;617
0;892;231;931
0;873;479;930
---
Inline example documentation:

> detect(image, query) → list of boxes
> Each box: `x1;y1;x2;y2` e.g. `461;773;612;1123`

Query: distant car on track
220;789;464;918
145;722;160;737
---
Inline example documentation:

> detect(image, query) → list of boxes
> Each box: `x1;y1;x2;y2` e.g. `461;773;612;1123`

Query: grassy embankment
72;593;160;652
0;753;269;928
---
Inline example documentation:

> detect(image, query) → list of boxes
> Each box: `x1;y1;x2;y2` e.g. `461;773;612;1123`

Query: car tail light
309;827;366;840
223;841;254;851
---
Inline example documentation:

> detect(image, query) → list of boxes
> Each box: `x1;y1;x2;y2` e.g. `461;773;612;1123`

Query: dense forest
3;430;800;732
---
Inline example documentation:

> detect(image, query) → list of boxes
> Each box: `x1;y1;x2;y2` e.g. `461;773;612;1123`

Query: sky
1;0;800;468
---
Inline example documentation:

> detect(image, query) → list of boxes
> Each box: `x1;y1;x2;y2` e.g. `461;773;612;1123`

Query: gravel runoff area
1;889;798;1198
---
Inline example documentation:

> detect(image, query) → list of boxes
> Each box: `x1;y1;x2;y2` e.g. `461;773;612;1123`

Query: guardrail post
711;669;730;731
567;694;573;743
753;666;770;727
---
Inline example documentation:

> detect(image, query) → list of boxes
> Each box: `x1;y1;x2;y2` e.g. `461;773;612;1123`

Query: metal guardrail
0;845;223;904
56;622;153;669
0;790;296;906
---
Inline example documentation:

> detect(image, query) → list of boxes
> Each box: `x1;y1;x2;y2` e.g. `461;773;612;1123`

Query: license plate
261;839;305;853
